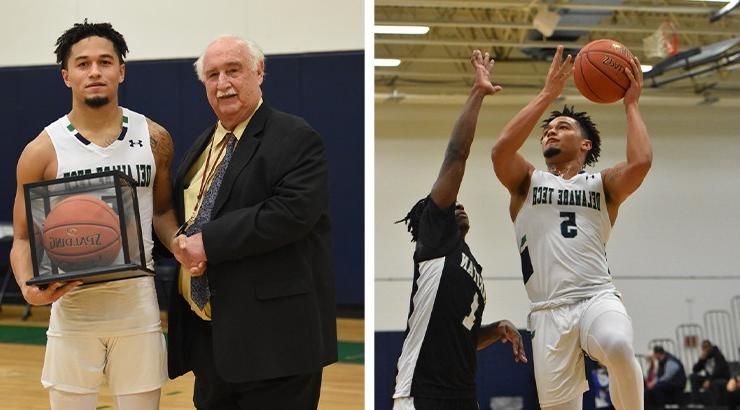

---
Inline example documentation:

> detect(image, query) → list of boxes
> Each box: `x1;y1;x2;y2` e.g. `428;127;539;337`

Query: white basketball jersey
44;107;161;337
514;170;616;304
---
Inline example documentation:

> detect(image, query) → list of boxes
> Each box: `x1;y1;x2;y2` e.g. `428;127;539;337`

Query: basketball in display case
24;170;153;286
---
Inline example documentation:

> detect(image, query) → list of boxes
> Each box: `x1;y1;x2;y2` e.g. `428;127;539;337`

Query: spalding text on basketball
601;56;625;73
47;233;102;249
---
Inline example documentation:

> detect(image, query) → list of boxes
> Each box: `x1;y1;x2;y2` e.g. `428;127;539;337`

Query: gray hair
194;35;265;82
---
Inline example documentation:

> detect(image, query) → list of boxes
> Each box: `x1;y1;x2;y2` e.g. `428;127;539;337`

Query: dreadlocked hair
54;19;128;69
542;105;602;167
395;197;430;242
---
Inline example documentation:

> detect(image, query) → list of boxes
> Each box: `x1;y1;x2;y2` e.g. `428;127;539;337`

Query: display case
24;171;153;286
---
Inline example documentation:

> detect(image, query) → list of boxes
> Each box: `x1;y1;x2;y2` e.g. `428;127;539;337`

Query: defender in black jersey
392;50;527;410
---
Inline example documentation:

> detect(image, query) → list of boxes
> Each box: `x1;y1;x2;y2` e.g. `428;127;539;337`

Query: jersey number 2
462;293;479;330
560;212;577;238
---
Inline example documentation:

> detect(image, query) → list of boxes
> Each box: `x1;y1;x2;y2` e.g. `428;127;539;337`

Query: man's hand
172;234;207;276
623;55;643;107
542;45;573;99
728;376;738;392
496;320;528;363
21;281;81;306
470;50;502;96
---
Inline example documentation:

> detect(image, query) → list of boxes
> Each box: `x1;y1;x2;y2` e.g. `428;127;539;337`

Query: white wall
375;102;740;354
0;0;363;67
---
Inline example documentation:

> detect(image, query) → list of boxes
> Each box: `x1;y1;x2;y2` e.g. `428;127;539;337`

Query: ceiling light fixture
533;5;561;37
375;59;401;67
375;25;430;35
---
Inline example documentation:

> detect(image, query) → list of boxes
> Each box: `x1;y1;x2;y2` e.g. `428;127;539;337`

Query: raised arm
602;55;652;217
10;133;80;305
491;46;572;197
430;50;502;209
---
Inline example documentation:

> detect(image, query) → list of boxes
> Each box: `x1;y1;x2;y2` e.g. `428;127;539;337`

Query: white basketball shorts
41;331;167;395
529;291;629;407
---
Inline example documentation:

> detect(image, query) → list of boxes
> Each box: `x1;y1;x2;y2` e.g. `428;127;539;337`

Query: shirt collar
214;98;263;145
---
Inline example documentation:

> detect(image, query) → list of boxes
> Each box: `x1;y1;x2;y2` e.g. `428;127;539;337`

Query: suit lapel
211;103;270;216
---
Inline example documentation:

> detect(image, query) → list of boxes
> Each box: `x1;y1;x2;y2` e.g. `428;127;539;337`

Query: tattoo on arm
147;119;174;192
147;120;174;167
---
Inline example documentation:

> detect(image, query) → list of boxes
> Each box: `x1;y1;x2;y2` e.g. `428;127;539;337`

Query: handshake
171;232;207;276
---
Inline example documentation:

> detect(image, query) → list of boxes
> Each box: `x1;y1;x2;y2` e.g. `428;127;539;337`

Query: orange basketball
42;195;121;271
574;39;634;104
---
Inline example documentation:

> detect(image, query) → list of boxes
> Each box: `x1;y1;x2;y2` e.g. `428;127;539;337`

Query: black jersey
393;198;486;400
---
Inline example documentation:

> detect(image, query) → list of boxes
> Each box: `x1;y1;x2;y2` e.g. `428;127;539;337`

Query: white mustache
217;89;237;98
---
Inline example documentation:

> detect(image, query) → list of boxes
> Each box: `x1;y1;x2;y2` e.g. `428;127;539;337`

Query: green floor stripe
0;325;47;345
0;325;364;364
338;341;364;364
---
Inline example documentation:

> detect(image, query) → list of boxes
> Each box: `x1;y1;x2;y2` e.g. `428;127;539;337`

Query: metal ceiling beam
375;93;740;107
374;57;542;63
376;69;545;81
375;0;737;15
375;19;740;37
376;37;647;51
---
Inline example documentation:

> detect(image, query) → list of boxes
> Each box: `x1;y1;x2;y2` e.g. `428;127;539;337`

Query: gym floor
0;305;364;409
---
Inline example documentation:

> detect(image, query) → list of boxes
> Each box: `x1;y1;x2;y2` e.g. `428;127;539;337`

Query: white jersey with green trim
514;169;616;305
44;107;160;337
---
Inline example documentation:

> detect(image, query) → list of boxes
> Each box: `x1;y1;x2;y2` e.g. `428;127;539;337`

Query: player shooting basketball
392;50;526;410
10;21;180;410
490;45;651;409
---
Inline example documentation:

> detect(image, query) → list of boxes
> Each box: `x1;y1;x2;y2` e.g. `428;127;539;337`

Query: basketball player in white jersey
10;22;181;410
490;46;651;409
393;50;527;410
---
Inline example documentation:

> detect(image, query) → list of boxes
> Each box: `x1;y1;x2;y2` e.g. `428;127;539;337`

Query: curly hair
54;20;128;69
395;197;430;242
542;105;602;167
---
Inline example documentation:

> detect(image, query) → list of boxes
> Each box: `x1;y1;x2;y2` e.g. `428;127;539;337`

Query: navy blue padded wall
375;330;604;410
263;52;364;308
0;50;363;307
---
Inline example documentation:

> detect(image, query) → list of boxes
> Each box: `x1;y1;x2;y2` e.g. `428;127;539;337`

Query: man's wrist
19;283;35;302
539;89;559;103
470;86;489;99
624;101;639;111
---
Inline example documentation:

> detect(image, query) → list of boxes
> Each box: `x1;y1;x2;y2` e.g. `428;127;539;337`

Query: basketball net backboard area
643;21;679;60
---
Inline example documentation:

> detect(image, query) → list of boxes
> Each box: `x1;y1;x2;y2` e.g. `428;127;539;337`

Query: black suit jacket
167;103;338;383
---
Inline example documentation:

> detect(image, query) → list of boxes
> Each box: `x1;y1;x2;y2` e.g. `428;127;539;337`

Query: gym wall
375;101;740;407
0;0;362;66
0;0;364;307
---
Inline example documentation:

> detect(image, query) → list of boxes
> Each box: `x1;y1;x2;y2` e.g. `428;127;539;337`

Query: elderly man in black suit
167;35;337;409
